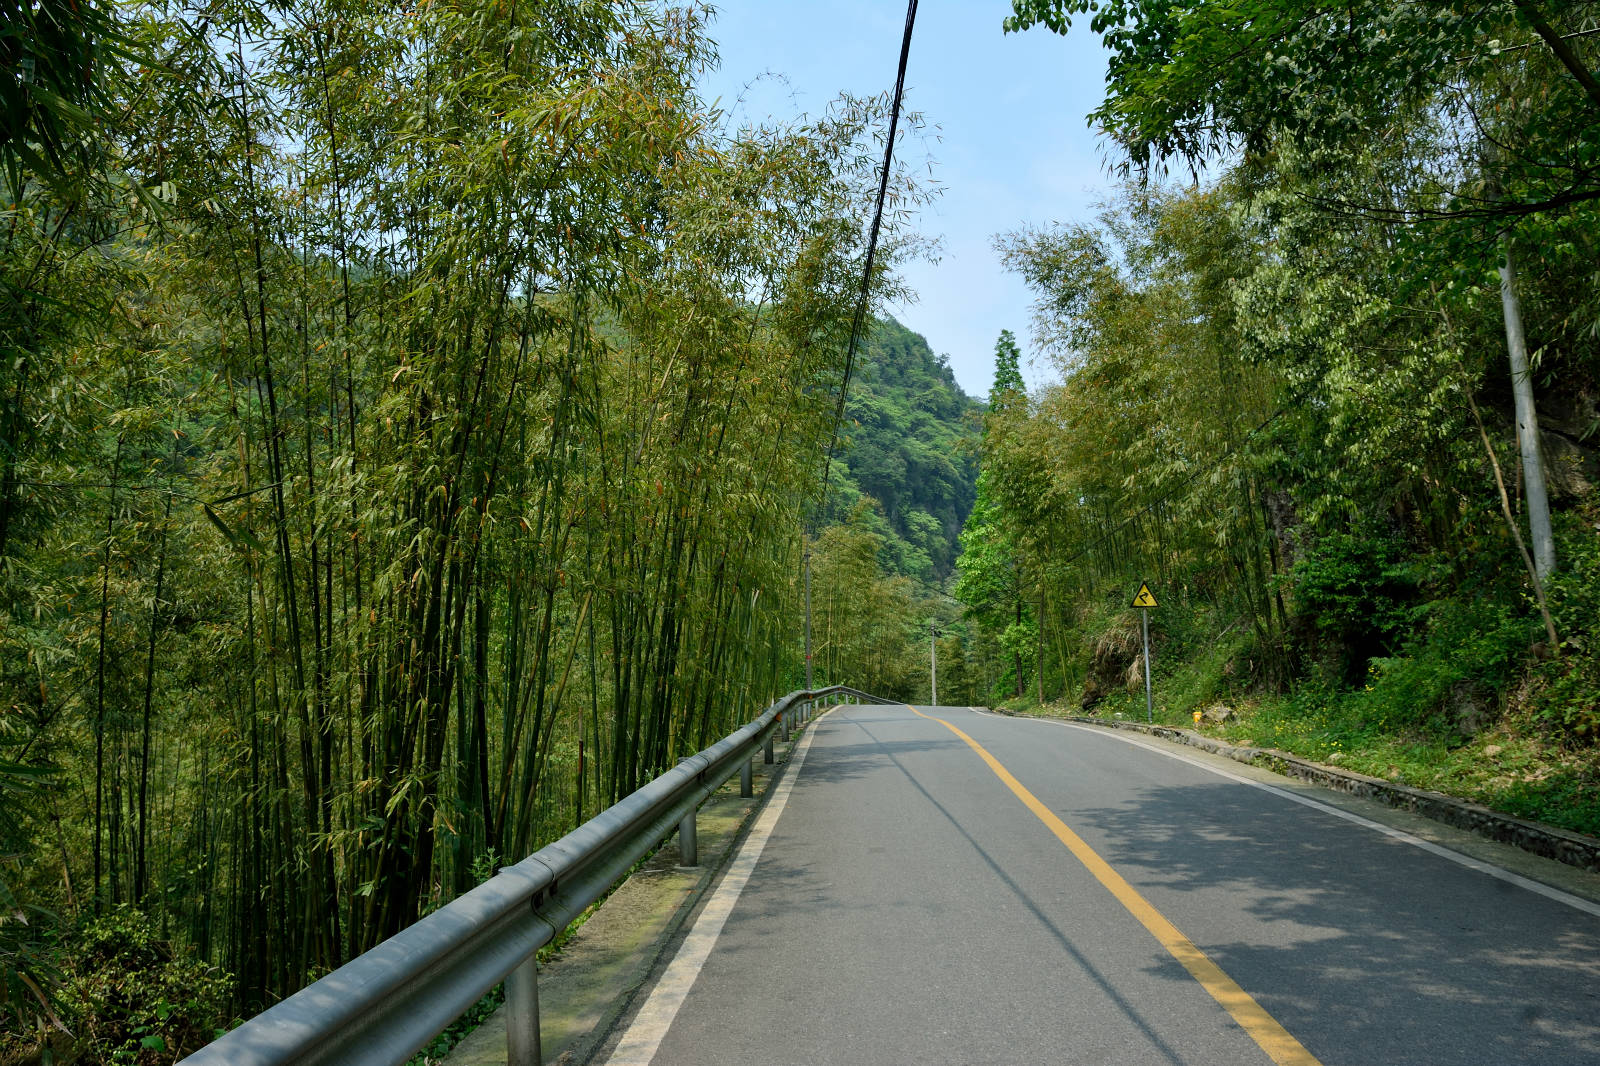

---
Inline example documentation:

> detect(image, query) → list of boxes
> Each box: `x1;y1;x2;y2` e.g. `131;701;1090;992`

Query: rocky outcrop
1081;615;1141;711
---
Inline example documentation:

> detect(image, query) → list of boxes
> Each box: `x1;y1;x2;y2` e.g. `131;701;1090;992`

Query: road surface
603;704;1600;1065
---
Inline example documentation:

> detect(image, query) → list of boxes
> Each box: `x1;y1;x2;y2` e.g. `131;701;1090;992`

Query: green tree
1003;0;1600;215
1006;0;1600;580
955;330;1039;699
991;328;1024;409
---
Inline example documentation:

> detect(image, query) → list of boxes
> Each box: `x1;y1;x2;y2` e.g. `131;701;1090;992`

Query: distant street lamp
804;548;813;691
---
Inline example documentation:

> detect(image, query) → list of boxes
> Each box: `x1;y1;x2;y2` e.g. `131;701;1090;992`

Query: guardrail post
506;954;541;1066
780;710;790;742
678;807;699;866
740;757;753;797
764;732;774;764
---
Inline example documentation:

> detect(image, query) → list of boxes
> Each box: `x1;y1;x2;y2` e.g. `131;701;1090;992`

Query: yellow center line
908;706;1322;1066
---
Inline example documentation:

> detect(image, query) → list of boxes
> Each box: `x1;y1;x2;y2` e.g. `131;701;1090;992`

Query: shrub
1522;653;1600;745
1289;528;1420;683
1545;514;1600;649
1355;597;1531;736
48;909;233;1064
1521;513;1600;744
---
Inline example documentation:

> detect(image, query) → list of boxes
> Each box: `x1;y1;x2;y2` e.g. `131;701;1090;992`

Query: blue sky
698;2;1114;399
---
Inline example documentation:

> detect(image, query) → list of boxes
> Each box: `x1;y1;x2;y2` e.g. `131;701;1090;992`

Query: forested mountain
820;317;981;581
791;318;980;705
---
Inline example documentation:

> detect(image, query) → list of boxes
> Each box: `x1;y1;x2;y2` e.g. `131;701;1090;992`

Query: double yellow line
908;706;1322;1066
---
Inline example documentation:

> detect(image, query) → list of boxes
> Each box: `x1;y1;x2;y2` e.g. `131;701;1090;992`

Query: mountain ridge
822;316;982;581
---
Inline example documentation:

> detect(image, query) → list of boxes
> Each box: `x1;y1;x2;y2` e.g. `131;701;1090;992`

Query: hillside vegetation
823;317;981;581
9;1;1599;1059
953;2;1600;835
0;2;930;1059
799;318;979;698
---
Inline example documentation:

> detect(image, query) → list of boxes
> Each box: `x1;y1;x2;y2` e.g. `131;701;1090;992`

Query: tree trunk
1499;235;1556;579
1013;575;1023;699
135;492;173;904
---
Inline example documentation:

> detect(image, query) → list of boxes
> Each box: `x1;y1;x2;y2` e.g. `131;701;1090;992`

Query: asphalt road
606;705;1600;1065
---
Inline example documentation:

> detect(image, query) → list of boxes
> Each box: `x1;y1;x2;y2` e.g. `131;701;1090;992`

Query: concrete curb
995;709;1600;874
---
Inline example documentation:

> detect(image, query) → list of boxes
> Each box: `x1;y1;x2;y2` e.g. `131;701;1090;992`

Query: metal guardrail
180;684;887;1066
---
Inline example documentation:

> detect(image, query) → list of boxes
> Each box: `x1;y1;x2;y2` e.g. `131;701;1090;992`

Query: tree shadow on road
1068;779;1600;1065
758;710;1600;1064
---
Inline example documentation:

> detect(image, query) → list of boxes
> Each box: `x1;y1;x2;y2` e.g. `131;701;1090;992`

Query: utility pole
929;622;938;707
803;547;813;690
1500;237;1555;579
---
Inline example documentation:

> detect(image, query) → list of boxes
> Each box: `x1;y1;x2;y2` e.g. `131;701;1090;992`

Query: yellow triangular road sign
1131;582;1158;609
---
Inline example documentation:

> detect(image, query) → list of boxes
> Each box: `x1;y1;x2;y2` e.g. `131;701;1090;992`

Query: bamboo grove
0;0;927;1032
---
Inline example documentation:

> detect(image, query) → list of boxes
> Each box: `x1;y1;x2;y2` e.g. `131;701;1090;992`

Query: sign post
1131;581;1157;723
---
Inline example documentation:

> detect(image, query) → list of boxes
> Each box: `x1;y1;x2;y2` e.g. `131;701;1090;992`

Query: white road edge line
602;709;833;1066
967;708;1600;921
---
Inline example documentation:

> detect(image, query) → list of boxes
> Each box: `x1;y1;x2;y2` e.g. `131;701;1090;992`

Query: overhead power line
817;0;919;500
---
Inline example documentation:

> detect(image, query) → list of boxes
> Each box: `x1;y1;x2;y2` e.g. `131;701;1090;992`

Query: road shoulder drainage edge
994;708;1600;875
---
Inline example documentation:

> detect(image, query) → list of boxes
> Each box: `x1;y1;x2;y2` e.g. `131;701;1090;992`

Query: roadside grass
999;602;1600;839
1219;699;1600;837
